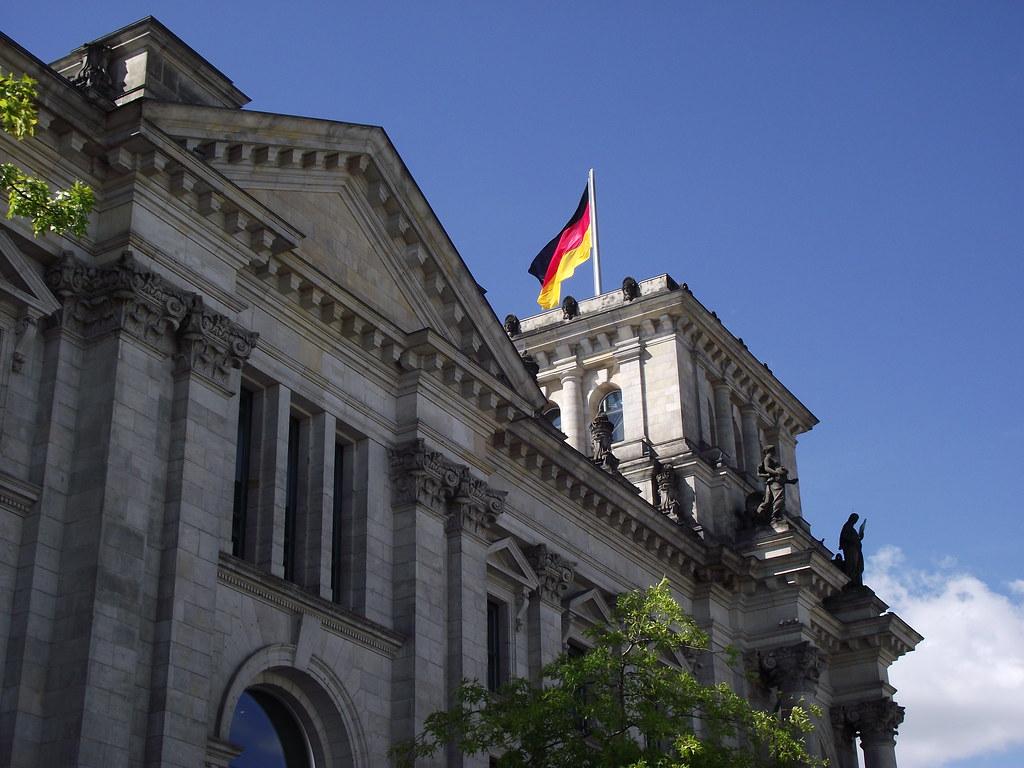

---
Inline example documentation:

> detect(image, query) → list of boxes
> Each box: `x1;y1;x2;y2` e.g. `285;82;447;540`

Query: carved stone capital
389;439;462;510
174;296;258;390
831;698;904;745
45;252;191;354
750;641;824;696
526;543;575;603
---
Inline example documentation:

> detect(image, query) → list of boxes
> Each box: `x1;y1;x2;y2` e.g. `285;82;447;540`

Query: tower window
598;390;624;443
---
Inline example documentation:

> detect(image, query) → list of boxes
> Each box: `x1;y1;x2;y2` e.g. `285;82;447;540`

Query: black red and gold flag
528;187;592;309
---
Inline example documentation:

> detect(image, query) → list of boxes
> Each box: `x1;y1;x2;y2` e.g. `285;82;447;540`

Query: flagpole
588;168;602;296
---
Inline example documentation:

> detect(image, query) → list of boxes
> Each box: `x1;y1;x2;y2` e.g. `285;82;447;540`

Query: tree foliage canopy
395;580;825;768
1;70;94;237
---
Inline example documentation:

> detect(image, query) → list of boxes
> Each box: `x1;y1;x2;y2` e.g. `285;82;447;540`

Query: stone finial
622;276;640;301
653;461;681;522
525;543;575;603
504;314;521;336
589;413;619;472
561;295;579;320
520;353;540;381
71;43;117;101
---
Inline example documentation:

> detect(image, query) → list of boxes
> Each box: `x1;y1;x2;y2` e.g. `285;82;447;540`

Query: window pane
284;416;301;582
487;599;503;691
229;690;310;768
599;391;624;443
232;388;254;558
332;440;344;603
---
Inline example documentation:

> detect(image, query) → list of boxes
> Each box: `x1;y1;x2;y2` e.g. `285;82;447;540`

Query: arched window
543;406;562;431
598;390;624;443
230;689;312;767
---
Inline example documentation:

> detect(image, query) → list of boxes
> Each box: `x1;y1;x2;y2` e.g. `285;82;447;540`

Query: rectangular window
331;440;344;602
231;387;254;558
487;598;506;691
283;414;301;581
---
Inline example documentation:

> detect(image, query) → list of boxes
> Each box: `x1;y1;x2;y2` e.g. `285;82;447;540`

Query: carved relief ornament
749;640;824;696
388;439;506;534
525;543;576;603
44;252;257;381
831;698;905;744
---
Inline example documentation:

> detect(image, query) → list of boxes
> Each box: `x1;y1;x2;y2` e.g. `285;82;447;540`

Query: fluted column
559;369;585;452
711;381;737;464
739;404;762;480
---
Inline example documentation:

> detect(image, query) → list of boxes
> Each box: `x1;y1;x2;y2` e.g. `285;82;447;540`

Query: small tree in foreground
1;70;94;236
394;580;825;768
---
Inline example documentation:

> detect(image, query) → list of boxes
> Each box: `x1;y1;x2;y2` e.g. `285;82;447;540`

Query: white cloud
866;547;1024;768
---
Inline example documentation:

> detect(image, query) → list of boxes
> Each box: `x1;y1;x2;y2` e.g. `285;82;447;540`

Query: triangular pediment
141;102;545;410
0;230;60;316
487;537;539;591
565;588;613;626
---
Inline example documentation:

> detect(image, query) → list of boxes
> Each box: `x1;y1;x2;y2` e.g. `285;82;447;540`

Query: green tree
1;70;94;236
395;580;825;768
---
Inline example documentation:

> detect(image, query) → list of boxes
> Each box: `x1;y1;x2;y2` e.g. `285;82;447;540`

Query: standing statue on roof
838;513;867;587
755;444;798;520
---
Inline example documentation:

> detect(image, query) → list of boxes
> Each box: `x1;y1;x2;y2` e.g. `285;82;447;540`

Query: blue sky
5;2;1022;765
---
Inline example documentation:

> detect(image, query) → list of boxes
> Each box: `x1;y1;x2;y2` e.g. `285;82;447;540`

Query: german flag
528;186;592;309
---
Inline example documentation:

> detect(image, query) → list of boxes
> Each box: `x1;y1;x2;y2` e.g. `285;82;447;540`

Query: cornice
218;553;403;658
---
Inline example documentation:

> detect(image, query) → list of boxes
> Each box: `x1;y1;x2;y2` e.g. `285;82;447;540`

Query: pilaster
739;403;762;481
612;338;646;443
711;379;737;465
147;299;256;768
525;544;576;683
252;383;291;576
298;411;336;598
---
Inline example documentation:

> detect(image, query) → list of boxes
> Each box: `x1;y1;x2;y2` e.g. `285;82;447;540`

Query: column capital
174;296;258;393
749;640;824;696
831;698;905;745
525;543;576;604
445;467;505;536
44;251;191;354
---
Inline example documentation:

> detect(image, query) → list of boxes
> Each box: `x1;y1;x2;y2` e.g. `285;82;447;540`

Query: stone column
444;471;504;768
298;411;336;598
559;369;585;452
751;641;827;761
858;700;904;768
146;297;257;768
525;544;575;684
739;404;762;480
252;383;291;576
711;380;737;465
832;699;905;768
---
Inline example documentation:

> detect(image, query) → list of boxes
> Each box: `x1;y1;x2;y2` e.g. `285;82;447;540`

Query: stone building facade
0;18;919;768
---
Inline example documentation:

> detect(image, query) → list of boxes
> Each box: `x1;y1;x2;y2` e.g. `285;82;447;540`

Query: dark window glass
331;441;344;603
487;599;504;692
599;390;624;443
232;388;254;558
283;416;300;582
229;689;310;768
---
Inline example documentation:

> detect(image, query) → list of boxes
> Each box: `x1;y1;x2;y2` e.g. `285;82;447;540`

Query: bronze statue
838;513;867;586
622;276;640;301
504;314;521;336
756;444;798;520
